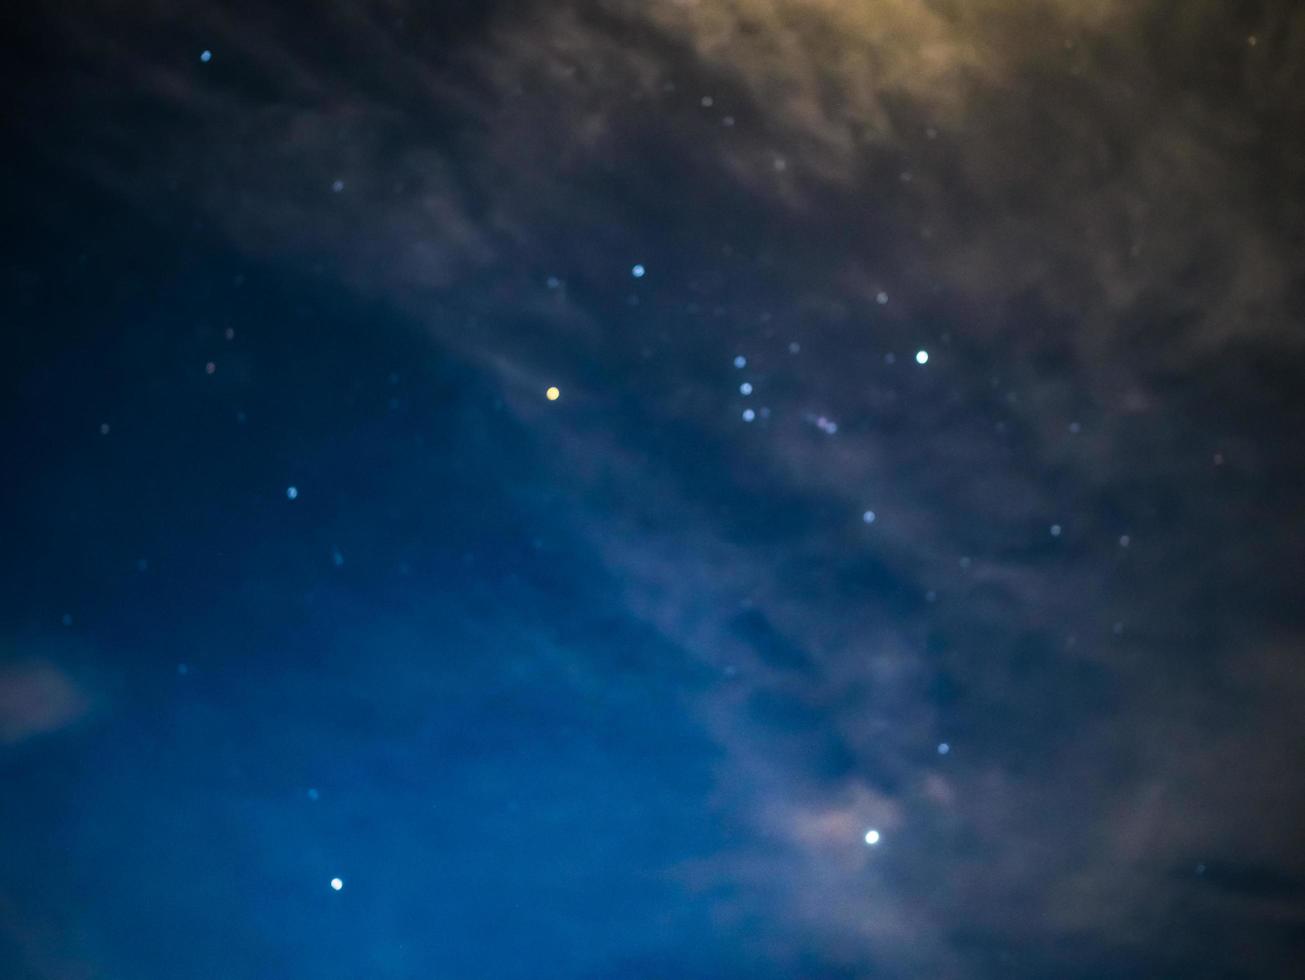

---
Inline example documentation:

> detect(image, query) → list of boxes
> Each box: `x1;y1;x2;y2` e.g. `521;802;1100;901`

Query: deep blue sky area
3;198;737;977
4;2;1305;978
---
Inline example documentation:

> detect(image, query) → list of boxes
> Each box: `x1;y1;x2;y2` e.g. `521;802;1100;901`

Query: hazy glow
864;829;881;846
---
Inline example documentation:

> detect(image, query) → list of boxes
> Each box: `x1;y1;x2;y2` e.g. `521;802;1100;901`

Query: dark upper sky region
3;1;1305;977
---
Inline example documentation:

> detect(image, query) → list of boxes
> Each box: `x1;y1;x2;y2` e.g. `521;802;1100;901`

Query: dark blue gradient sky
4;2;1305;977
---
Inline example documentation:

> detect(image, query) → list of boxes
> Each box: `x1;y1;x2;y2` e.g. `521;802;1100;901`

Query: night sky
4;2;1305;977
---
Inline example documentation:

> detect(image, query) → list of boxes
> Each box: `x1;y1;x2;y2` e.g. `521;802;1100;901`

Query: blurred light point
733;355;747;369
286;486;299;500
545;386;560;401
739;382;753;395
330;877;343;891
938;742;950;755
915;350;929;364
200;50;212;63
631;264;646;278
876;291;889;305
1050;524;1062;537
742;408;756;422
862;510;876;524
864;829;881;846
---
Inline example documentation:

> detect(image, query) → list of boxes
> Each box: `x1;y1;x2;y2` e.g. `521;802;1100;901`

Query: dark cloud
0;660;92;745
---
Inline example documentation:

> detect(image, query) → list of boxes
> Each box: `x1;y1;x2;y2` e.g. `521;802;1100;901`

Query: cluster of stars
732;355;771;423
813;415;838;435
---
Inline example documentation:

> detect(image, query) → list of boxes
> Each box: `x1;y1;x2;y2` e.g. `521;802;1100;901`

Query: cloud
20;0;1305;972
0;661;93;746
